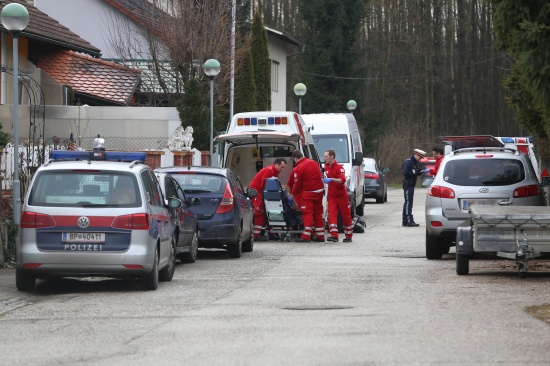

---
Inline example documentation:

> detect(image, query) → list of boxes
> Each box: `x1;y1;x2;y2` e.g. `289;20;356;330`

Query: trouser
299;192;325;240
402;182;415;224
252;195;267;238
328;195;353;239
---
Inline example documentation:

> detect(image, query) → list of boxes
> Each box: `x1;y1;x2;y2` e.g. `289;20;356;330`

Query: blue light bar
500;137;514;143
251;118;257;125
50;151;90;160
50;150;146;162
106;151;147;162
268;117;275;125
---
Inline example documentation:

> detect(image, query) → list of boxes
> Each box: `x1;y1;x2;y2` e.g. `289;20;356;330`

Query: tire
426;231;443;260
356;194;365;216
384;191;387;202
242;221;254;253
456;253;470;275
181;227;199;263
159;236;176;282
16;269;36;292
376;195;383;204
141;246;159;290
228;225;243;258
442;244;451;254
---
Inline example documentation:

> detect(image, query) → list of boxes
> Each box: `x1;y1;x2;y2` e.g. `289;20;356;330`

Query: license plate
62;232;105;243
462;199;499;210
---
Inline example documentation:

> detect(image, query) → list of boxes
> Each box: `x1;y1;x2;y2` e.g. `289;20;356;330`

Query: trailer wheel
456;254;470;275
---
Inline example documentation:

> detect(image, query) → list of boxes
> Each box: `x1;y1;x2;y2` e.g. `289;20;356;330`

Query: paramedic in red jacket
249;158;287;240
323;149;353;242
288;150;325;242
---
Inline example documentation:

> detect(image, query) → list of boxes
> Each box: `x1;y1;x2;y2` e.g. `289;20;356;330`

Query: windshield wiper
482;180;512;186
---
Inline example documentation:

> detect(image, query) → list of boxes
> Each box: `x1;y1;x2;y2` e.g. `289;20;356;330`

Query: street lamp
347;100;357;114
293;83;307;114
202;58;220;166
2;2;29;225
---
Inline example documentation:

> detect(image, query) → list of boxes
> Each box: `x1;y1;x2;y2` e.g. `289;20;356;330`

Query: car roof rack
451;146;518;156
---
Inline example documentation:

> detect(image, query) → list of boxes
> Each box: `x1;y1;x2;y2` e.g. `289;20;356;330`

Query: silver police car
16;139;178;291
425;146;544;259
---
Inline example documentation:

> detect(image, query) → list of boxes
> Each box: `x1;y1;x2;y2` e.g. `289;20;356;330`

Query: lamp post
202;59;220;166
2;2;29;225
347;100;357;114
293;83;307;114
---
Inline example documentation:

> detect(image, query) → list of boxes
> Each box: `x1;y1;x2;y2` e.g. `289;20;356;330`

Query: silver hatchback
16;144;178;291
425;147;544;259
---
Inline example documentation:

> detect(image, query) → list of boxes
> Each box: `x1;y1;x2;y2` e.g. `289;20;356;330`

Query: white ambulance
301;113;365;217
215;111;322;189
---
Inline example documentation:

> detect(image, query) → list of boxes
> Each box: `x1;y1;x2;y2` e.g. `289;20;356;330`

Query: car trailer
456;205;550;278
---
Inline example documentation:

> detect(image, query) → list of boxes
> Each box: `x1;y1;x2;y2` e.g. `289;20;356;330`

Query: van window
313;134;350;163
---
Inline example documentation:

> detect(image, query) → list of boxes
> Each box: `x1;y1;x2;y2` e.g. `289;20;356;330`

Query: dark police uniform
402;152;424;227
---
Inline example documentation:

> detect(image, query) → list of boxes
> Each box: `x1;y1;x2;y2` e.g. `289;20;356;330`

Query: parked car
363;158;388;203
154;172;200;263
155;166;257;258
425;146;545;259
17;140;178;292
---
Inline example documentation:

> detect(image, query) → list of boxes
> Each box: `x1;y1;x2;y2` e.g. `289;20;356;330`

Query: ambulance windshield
312;134;349;163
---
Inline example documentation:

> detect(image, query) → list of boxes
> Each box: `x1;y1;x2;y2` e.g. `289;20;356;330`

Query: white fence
1;143;52;191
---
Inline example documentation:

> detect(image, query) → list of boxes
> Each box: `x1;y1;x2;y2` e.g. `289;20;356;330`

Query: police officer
402;148;426;227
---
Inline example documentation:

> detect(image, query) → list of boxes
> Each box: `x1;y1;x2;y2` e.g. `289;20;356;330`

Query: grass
525;305;550;325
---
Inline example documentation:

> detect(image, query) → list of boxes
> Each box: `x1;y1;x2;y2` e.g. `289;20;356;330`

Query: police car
16;138;179;291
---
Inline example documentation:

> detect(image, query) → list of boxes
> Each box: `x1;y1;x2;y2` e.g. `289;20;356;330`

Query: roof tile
36;50;141;105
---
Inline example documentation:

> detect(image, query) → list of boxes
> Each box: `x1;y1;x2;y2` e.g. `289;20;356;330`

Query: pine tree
0;121;8;148
298;0;366;114
176;78;210;151
250;11;271;111
235;37;257;114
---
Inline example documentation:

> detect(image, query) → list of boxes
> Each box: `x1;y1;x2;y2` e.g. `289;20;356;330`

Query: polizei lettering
64;244;104;251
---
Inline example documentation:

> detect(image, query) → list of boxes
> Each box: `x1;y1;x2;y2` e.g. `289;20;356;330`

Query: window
271;60;279;92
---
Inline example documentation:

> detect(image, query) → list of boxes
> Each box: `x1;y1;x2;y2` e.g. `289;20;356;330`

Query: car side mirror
382;167;389;173
168;197;182;209
247;188;258;198
352;151;364;166
542;177;550;187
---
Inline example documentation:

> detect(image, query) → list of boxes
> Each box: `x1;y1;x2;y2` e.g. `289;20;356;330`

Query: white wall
267;34;289;112
33;0;149;59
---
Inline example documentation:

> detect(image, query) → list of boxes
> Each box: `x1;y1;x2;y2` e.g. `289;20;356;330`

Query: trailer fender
456;225;474;255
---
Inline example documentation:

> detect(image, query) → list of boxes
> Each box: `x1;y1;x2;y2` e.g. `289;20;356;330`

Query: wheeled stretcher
263;178;303;241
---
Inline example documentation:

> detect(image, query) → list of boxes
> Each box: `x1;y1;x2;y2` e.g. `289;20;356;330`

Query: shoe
343;238;352;243
402;222;408;227
295;237;311;243
313;237;325;242
326;237;338;242
407;222;420;227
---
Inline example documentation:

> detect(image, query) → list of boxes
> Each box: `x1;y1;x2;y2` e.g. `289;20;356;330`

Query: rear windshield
443;159;525;186
313;134;349;163
28;171;141;207
171;173;227;194
364;159;376;171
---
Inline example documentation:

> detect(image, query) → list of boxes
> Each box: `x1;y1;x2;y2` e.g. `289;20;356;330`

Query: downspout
1;32;6;104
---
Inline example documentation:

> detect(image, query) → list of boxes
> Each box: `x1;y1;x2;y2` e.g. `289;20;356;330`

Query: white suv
425;146;545;259
16;139;179;291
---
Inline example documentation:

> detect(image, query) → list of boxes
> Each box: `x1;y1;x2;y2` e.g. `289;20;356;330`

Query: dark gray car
363;158;388;203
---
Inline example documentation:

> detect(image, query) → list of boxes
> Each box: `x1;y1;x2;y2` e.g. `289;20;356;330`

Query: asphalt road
1;187;550;365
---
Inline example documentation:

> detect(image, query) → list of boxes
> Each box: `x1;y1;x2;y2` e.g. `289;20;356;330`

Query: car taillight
364;172;379;179
428;185;455;199
112;213;150;230
216;183;234;214
20;212;56;228
513;185;542;198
